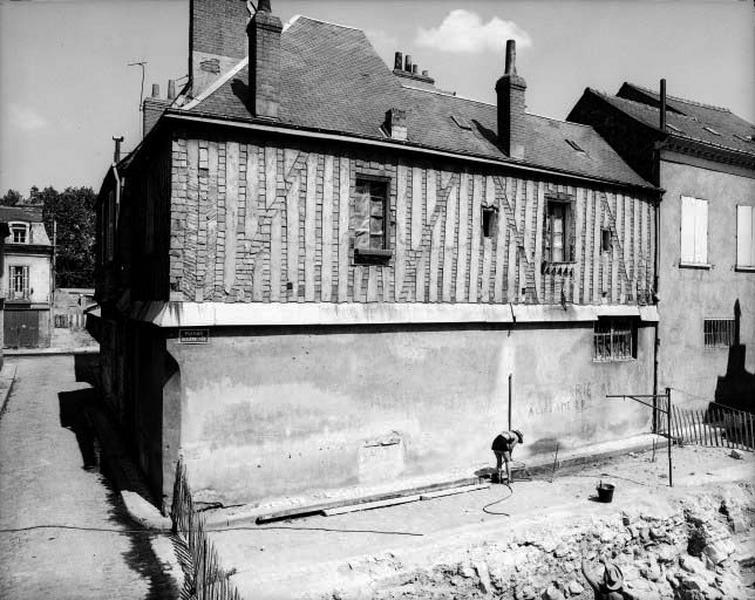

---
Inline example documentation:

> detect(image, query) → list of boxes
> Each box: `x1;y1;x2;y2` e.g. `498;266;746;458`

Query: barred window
594;318;636;361
704;319;735;348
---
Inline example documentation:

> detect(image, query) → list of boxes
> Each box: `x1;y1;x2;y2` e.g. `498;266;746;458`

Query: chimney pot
151;83;160;98
112;135;124;163
412;64;418;74
394;52;403;71
404;55;413;72
659;78;667;132
258;0;272;13
167;79;176;100
504;39;517;75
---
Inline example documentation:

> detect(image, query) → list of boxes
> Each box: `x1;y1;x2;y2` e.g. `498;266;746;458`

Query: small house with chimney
91;0;662;510
0;206;54;348
569;83;755;413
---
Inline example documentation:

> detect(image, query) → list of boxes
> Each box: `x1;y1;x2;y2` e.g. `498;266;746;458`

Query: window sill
541;261;576;276
354;248;392;266
678;262;711;270
592;357;637;364
735;265;755;272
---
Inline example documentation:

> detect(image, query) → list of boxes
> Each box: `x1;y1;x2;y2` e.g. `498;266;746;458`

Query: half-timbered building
92;0;661;510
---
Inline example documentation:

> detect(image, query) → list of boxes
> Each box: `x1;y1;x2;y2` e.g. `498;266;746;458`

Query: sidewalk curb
0;362;18;417
205;433;667;527
4;346;99;357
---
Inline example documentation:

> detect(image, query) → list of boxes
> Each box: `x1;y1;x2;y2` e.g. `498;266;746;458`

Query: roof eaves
165;109;659;193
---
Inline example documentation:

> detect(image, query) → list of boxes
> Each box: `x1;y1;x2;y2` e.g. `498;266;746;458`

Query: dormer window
10;223;29;244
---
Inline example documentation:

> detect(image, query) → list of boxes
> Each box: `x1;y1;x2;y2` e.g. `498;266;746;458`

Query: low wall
169;322;655;505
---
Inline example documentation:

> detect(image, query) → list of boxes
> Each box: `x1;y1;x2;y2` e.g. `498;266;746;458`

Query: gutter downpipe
652;78;667;432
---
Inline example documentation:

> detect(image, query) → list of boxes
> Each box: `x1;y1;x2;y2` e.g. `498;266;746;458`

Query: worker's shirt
491;431;518;453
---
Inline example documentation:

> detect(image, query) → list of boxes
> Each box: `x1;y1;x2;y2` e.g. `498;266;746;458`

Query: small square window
704;319;735;348
601;228;612;252
482;206;498;238
594;318;637;362
353;177;391;264
10;224;28;244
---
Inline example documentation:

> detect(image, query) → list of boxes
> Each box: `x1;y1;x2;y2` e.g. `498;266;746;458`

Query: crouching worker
491;429;523;484
581;557;633;600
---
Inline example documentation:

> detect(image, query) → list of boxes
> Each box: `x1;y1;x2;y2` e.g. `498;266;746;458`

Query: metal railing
661;401;755;451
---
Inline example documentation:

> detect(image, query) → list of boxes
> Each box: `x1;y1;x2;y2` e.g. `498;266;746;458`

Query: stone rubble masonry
360;486;754;600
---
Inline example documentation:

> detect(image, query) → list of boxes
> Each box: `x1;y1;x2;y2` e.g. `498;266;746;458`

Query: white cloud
7;103;48;131
416;10;532;54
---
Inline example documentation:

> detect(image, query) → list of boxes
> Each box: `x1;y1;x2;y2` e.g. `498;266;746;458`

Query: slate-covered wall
167;130;656;307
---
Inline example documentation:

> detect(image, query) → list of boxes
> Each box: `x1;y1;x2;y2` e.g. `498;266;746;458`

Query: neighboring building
0;220;10;367
91;0;661;511
569;82;755;413
0;206;54;348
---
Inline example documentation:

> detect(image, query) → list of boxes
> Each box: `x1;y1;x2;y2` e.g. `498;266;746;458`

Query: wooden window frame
9;265;30;300
9;222;29;244
544;194;575;264
680;195;709;268
736;204;755;271
353;174;392;265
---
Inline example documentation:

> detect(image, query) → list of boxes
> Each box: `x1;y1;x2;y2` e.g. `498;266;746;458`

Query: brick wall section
496;75;528;159
168;131;656;306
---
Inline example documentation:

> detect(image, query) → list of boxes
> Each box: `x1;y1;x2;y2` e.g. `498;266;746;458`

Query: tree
34;186;97;288
0;189;24;206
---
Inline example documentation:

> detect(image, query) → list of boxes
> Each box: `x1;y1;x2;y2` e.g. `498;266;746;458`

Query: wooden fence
661;401;755;451
171;458;243;600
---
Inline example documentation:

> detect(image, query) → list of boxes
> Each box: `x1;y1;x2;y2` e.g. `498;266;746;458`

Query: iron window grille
703;319;735;348
593;318;636;361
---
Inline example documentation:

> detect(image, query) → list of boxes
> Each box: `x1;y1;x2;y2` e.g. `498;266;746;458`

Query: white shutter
738;205;754;267
694;198;708;264
680;196;695;263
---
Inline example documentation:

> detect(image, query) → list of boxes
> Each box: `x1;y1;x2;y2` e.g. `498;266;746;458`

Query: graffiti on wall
527;383;593;417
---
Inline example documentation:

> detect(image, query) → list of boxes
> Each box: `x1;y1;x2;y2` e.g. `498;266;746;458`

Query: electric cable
481;482;513;516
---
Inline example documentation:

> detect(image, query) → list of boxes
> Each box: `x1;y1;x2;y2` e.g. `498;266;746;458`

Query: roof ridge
627;82;731;113
284;14;363;33
528;112;595;130
403;85;494;107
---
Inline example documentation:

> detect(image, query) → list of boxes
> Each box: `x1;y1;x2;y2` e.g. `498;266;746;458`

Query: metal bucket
596;482;615;503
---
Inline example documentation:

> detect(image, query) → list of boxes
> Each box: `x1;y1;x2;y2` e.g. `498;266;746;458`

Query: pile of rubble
365;484;754;600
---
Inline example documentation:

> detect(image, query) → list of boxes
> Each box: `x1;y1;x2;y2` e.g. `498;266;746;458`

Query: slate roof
592;83;755;157
0;205;43;223
175;16;653;190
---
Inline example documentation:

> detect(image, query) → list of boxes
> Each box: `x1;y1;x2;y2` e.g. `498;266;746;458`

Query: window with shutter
680;196;708;266
736;205;755;269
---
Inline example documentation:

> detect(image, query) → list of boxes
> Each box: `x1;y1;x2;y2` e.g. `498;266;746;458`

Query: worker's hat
512;429;524;443
603;563;624;591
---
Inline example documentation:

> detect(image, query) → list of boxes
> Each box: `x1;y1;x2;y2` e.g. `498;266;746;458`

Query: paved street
0;356;174;600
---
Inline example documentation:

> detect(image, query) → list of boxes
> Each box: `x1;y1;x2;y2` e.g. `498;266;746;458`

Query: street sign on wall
178;328;210;344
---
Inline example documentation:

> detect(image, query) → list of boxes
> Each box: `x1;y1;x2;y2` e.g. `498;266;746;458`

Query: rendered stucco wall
2;253;52;304
658;158;755;410
168;322;654;505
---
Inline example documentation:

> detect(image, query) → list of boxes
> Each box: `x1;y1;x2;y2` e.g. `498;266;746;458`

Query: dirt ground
207;444;755;599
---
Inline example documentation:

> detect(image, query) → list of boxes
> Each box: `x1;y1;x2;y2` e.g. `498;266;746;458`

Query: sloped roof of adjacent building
588;83;755;158
173;15;653;190
0;205;43;223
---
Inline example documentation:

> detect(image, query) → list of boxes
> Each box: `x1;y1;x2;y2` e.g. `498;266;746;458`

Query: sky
0;0;752;195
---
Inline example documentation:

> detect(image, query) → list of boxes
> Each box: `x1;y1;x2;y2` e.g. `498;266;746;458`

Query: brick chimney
495;40;527;159
384;108;407;141
189;0;248;98
247;0;282;119
142;82;171;137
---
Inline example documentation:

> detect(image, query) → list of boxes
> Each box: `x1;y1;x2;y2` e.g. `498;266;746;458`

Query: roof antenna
128;60;148;136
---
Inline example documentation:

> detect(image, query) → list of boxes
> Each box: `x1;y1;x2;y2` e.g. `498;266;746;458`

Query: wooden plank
395;162;408;300
442;177;458;302
321;155;334;302
338;156;350;302
304;153;317;301
493;177;506;302
428;170;440;302
353;265;363;301
591;189;601;304
624;192;632;300
223;142;239;295
506;178;518;303
633;196;641;300
203;141;219;300
610;192;619;303
367;266;378;301
468;174;482;301
324;495;421;516
285;149;301;300
455;171;469;302
245;145;259;245
412;166;423;250
534;180;545;303
185;139;199;297
266;147;281;301
581;187;591;303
